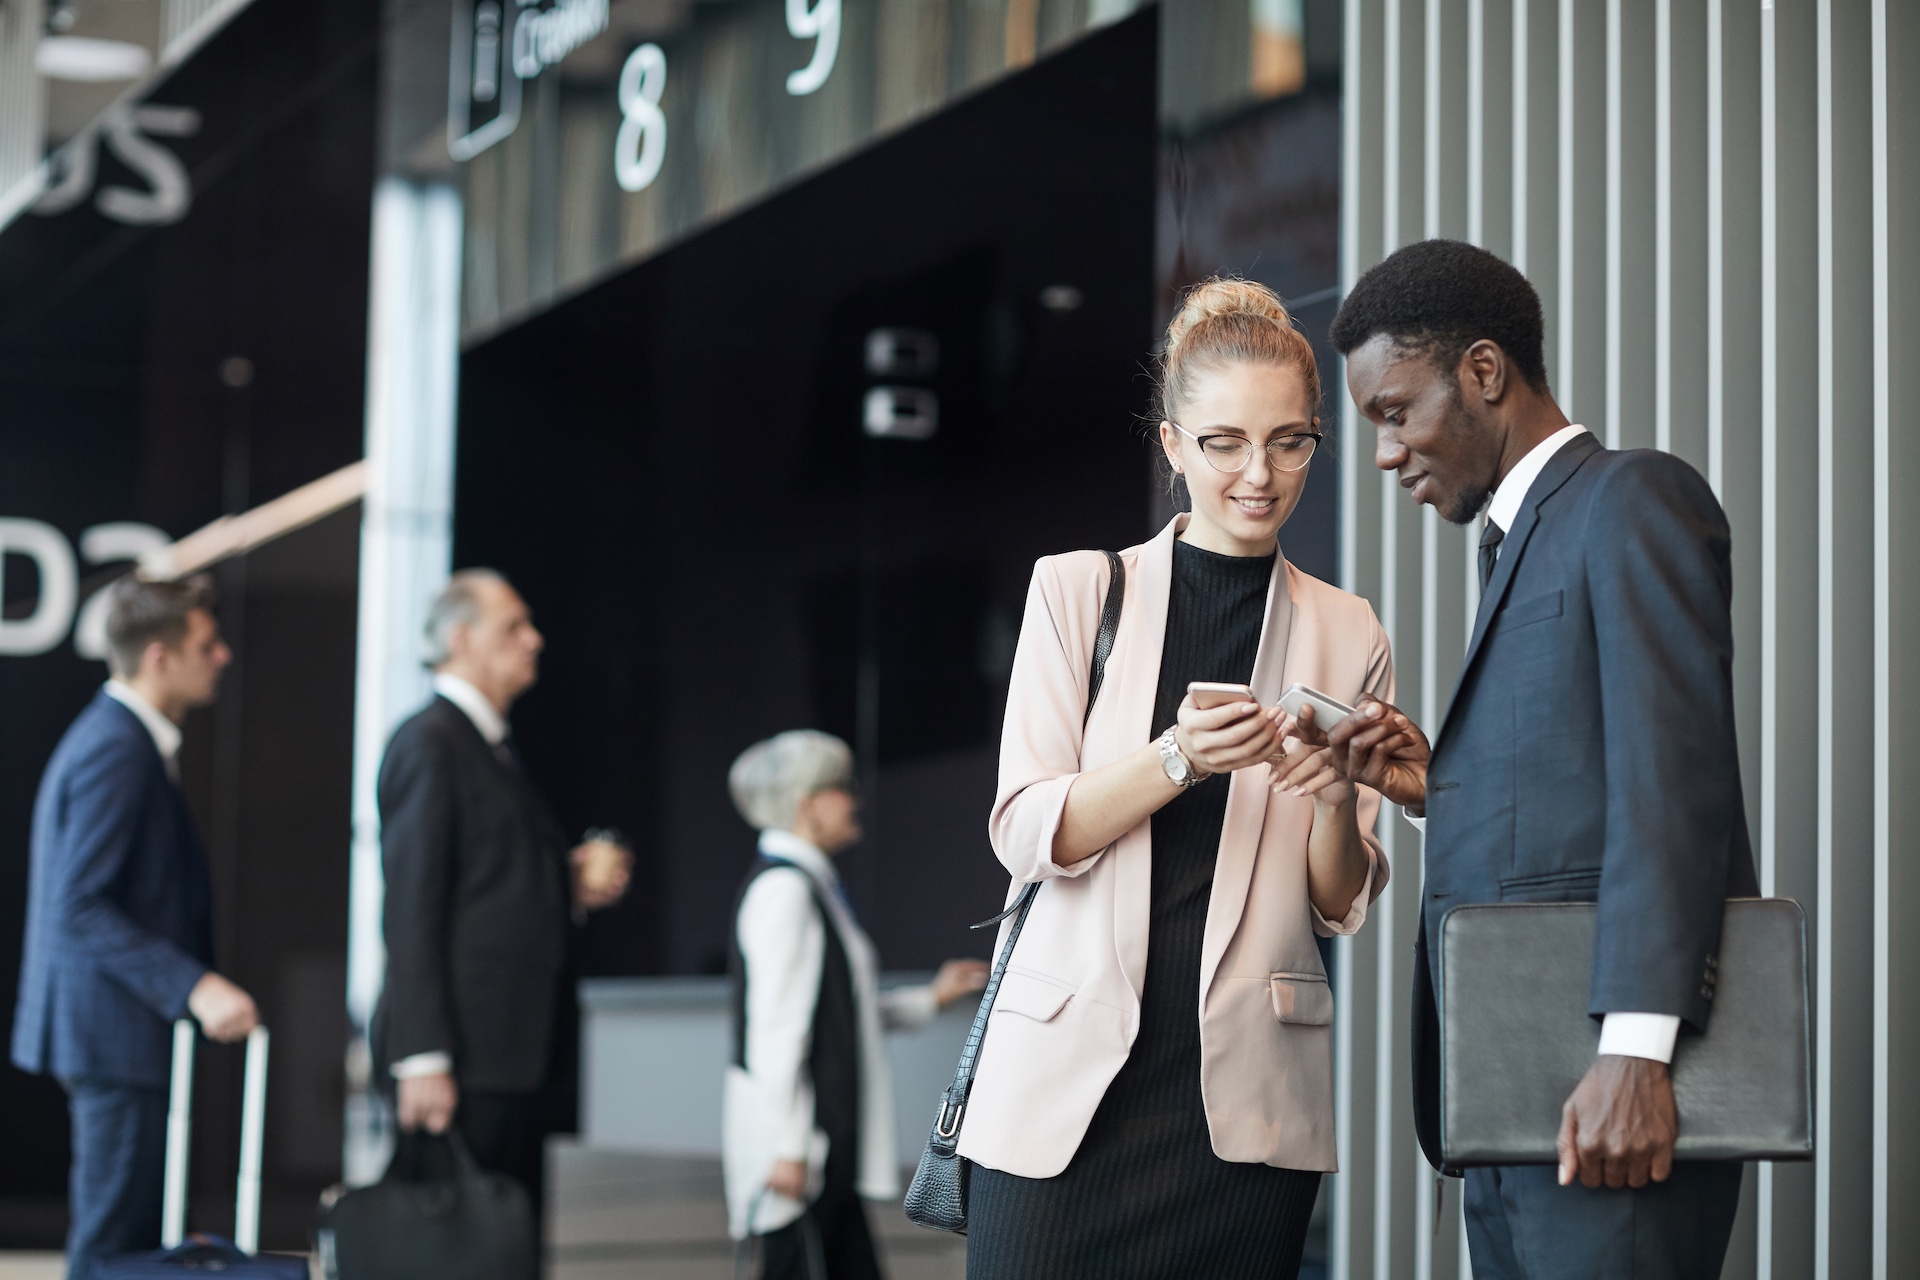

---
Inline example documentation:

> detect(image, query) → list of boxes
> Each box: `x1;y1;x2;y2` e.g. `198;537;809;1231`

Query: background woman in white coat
724;730;987;1279
960;280;1415;1279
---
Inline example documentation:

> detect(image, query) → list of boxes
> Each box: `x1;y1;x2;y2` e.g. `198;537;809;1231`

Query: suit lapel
1437;433;1602;748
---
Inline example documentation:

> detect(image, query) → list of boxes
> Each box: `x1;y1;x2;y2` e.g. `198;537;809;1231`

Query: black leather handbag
318;1130;538;1280
1437;896;1814;1166
903;549;1124;1234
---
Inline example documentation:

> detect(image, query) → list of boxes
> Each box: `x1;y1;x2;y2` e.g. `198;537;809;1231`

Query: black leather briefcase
1437;897;1813;1167
317;1131;537;1280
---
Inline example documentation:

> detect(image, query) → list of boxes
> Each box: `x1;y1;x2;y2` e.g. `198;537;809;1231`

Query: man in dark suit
373;569;629;1219
1321;240;1759;1279
11;575;260;1280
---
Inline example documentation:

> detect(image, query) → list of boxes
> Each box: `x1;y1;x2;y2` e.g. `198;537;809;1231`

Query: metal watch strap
1158;724;1207;787
933;548;1126;1149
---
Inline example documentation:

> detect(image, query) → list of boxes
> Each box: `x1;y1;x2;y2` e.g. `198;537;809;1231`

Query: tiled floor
0;1146;967;1280
1;1144;1323;1279
547;1143;966;1280
0;1256;59;1280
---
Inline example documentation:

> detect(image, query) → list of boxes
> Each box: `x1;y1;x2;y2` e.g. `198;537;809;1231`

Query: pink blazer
957;514;1394;1178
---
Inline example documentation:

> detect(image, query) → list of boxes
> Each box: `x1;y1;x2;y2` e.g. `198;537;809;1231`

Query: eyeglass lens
1197;433;1319;473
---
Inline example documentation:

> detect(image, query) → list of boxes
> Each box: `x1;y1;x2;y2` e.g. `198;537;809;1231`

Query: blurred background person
958;281;1393;1279
724;730;987;1279
371;570;632;1234
10;576;259;1280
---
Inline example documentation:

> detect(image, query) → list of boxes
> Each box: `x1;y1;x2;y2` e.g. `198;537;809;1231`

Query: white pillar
343;176;463;1184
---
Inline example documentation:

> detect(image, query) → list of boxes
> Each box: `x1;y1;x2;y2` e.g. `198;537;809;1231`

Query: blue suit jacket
1412;433;1760;1167
11;691;214;1087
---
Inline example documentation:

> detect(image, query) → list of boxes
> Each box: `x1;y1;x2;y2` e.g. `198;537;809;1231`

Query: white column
1707;0;1724;496
1654;0;1672;454
344;177;463;1183
0;0;47;229
1334;2;1368;1274
1869;0;1890;1272
1511;0;1529;274
1604;0;1622;448
1813;0;1834;1270
1557;0;1575;399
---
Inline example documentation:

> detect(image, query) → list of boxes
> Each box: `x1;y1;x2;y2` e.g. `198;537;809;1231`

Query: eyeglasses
1169;422;1323;474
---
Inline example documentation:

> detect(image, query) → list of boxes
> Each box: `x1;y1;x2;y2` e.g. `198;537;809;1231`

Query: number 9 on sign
614;44;666;193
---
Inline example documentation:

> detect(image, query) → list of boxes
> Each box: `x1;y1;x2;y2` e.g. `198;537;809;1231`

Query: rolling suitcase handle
162;1021;195;1249
236;1025;270;1254
160;1018;272;1254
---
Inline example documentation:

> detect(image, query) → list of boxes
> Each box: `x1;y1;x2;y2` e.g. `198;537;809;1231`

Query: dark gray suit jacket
1411;432;1760;1169
372;695;571;1094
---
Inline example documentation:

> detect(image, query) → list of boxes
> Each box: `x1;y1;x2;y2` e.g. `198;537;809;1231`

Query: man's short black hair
1329;239;1550;393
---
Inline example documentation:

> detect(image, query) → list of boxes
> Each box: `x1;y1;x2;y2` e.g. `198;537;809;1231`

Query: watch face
1162;737;1189;783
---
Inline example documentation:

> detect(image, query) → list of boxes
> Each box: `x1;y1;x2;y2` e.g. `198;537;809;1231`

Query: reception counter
579;974;974;1168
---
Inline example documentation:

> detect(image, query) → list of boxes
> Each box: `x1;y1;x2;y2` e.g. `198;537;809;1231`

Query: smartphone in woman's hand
1188;681;1257;710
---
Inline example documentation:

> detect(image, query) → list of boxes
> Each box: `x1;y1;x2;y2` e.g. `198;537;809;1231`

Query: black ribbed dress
967;541;1320;1280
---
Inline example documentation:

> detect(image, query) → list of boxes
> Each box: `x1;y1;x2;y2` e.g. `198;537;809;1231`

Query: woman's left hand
1268;725;1356;806
931;958;990;1008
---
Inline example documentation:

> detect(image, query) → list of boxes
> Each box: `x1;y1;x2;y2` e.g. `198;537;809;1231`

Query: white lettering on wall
0;521;172;659
512;0;609;78
73;524;172;661
614;44;667;193
33;106;203;227
0;521;79;657
785;0;840;96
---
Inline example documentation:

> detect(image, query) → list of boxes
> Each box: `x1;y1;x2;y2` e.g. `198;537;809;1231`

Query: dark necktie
1478;520;1506;593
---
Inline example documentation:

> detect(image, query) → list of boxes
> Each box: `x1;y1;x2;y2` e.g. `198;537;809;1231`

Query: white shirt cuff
390;1051;453;1079
1402;811;1426;833
879;983;940;1030
1598;1013;1680;1064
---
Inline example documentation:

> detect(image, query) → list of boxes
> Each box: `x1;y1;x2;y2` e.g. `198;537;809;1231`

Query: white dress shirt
723;829;939;1238
1483;423;1591;536
104;681;182;780
431;671;508;745
388;673;513;1082
1407;426;1681;1065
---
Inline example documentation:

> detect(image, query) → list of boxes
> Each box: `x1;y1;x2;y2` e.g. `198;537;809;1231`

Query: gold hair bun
1166;277;1295;355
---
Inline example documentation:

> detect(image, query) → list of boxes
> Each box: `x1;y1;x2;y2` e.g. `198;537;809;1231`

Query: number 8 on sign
614;44;666;193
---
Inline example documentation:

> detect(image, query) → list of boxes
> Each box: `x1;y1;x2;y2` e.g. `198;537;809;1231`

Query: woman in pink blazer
960;280;1403;1279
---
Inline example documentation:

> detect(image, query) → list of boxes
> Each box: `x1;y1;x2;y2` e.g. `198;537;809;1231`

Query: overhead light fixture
865;327;939;377
864;387;938;440
1039;285;1083;312
36;36;153;82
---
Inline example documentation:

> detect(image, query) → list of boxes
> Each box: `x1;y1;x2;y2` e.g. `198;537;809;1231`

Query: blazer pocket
994;969;1076;1023
1270;972;1334;1026
1493;588;1564;633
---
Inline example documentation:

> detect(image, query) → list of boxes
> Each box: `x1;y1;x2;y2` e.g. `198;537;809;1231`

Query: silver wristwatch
1158;725;1208;788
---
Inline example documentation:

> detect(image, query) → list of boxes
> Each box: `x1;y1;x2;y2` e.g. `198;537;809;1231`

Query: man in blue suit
1322;241;1759;1279
11;575;260;1280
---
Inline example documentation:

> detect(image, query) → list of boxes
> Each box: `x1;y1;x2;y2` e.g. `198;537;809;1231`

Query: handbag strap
931;549;1125;1151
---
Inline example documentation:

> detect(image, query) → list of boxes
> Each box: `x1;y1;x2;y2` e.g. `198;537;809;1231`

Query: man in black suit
374;569;630;1215
1321;241;1759;1279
